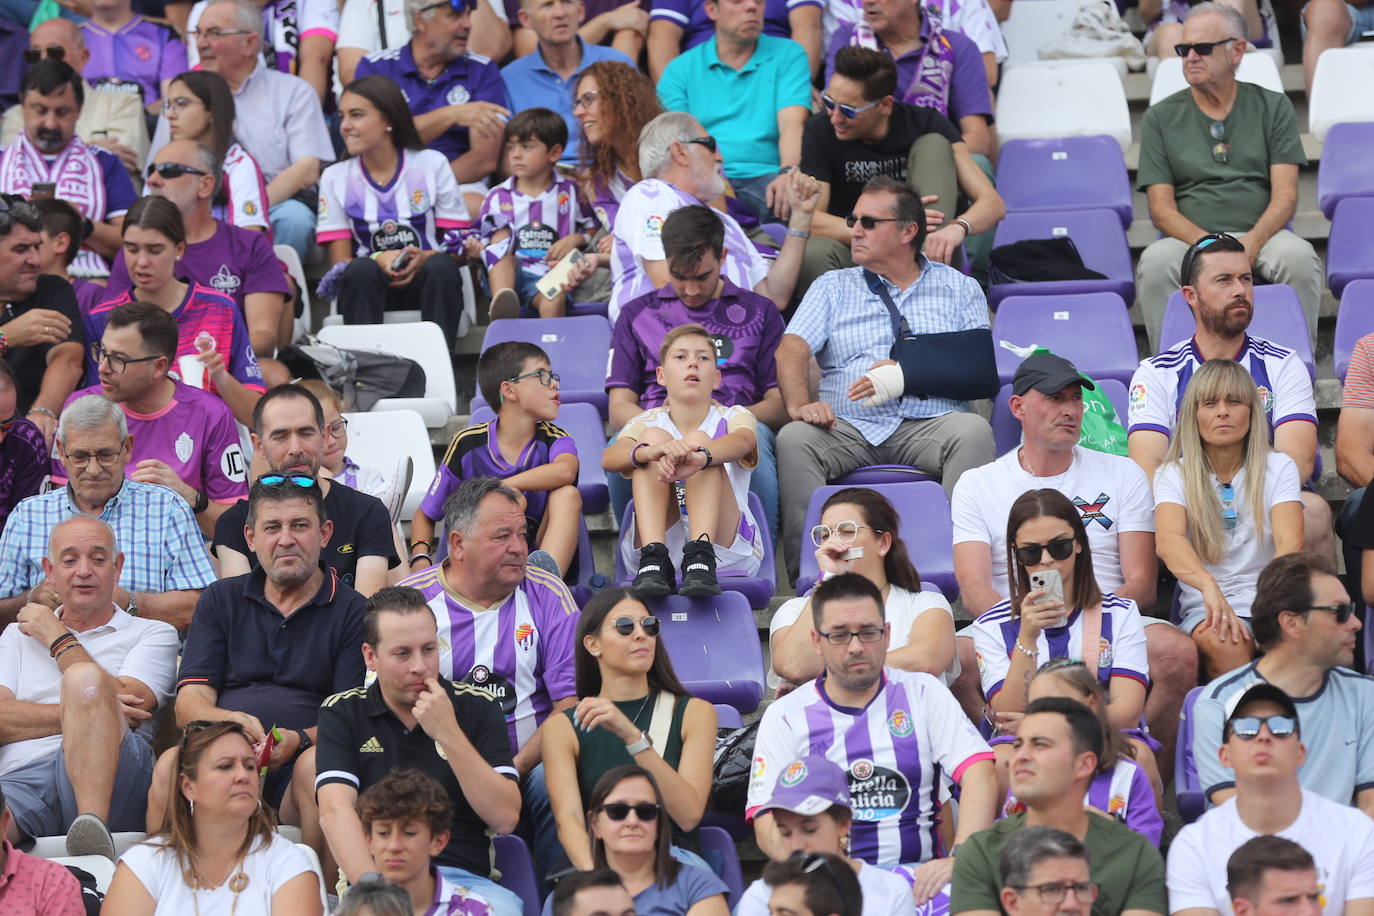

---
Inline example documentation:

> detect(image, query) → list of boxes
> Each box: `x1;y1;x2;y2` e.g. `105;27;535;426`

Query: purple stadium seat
1160;285;1314;380
651;591;766;712
833;465;935;485
470;402;609;515
713;703;744;728
476;316;612;417
796;481;958;600
613;493;776;608
988;208;1135;309
494;835;543;916
1335;280;1374;385
567;301;610;318
1176;686;1205;824
698;826;745;908
990;380;1129;455
1317;123;1374;220
1328;197;1374;299
992;293;1137;387
995;136;1132;229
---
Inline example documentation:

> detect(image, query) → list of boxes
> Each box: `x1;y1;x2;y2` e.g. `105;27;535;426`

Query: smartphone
536;249;585;300
390;248;413;272
1028;569;1066;626
31;182;55;199
842;546;865;560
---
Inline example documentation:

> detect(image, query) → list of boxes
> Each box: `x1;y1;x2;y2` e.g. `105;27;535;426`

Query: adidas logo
359;737;384;753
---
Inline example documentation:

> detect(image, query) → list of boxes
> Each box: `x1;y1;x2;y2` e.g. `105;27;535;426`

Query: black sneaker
631;542;675;598
679;534;721;597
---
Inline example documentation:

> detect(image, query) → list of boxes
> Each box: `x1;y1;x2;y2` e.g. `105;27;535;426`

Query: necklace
187;856;250;916
624;690;654;726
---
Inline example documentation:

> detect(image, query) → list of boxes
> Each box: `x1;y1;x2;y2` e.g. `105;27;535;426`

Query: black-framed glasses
188;27;254;38
809;521;882;547
61;445;125;469
147;161;209;180
845;214;901;230
597;802;660;822
817;626;885;646
1014;536;1075;567
1180;232;1239;285
418;0;477;14
507;367;560;388
92;341;160;374
1219;482;1238;531
1228;714;1297;740
1308;603;1357;624
1208;119;1229;164
610;615;660;637
325;417;349;439
683;136;717;154
820;92;879;119
1012;881;1100;905
1174;37;1235;57
23;45;65;64
257;473;319;489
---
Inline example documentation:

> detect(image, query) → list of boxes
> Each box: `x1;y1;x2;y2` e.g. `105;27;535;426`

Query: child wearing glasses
411;340;582;578
1154;358;1302;680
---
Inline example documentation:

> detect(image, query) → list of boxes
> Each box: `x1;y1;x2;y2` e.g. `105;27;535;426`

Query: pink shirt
0;841;86;915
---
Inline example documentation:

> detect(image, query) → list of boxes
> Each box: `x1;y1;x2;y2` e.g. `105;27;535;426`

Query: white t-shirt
337;0;407;54
950;446;1155;599
1154;451;1301;620
1166;790;1374;916
736;862;916;916
768;585;957;688
120;834;316;914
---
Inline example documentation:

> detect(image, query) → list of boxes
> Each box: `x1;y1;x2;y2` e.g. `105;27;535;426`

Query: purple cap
756;756;851;817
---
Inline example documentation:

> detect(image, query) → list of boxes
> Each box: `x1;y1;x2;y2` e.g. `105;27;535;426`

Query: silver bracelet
1013;640;1037;659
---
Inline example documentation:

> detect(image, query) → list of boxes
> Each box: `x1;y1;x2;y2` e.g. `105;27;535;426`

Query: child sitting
604;323;763;597
33;197;105;317
410;341;582;577
473;108;596;321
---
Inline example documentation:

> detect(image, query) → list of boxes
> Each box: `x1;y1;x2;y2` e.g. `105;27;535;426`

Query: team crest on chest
888;709;914;738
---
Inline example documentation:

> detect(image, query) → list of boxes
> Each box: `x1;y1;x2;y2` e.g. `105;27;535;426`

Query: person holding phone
967;488;1150;738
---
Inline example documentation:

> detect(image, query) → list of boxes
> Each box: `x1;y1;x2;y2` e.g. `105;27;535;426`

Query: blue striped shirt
785;259;989;444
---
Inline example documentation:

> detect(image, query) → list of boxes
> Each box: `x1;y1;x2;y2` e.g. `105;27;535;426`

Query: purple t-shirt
71;277;105;316
607;278;783;409
825;22;992;124
420;418;576;525
105;220;290;311
650;0;820;49
0;418;47;533
81;16;188;106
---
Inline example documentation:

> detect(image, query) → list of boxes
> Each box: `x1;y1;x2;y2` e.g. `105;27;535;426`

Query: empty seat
993;293;1138;387
698;826;746;909
988;208;1135;308
713;703;744;728
494;834;543;916
652;591;767;712
995;136;1132;228
1317;122;1374;220
1001;0;1128;80
471;401;610;515
1328;197;1374;299
990;379;1129;455
1335;280;1374;384
476;316;613;418
995;63;1132;150
317;321;458;428
1308;46;1374;142
1175;686;1206;824
294;843;333;912
1160;285;1314;378
342;409;435;521
1148;52;1283;106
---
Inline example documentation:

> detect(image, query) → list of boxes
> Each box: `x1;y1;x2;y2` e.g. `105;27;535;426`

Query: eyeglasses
809;520;882;547
1174;37;1235;57
820;92;880;119
610;615;660;637
683;136;717;154
162;95;202;113
845;214;901;230
1228;714;1297;740
23;45;65;64
816;626;885;646
257;473;319;489
1308;603;1357;624
325;417;349;439
507;368;560;388
1013;536;1075;567
1208;119;1229;165
146;162;209;180
572;90;599;111
1180;232;1240;286
62;445;125;468
1012;882;1100;905
92;341;160;374
188;27;254;38
597;802;660;822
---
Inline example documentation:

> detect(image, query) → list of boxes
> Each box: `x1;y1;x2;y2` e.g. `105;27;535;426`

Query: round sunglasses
610;615;659;637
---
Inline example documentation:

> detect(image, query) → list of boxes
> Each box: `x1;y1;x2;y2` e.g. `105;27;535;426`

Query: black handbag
989;236;1108;284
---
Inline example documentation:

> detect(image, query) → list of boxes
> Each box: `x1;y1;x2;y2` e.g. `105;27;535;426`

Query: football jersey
478;173;596;277
213;142;270;231
400;563;578;753
999;749;1162;846
186;0;340;73
747;667;993;867
419;418;577;525
81;16;187;106
316;148;468;256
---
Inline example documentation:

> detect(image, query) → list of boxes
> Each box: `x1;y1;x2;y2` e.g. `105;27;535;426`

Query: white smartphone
843;546;865;560
1028;568;1066;627
536;249;585;300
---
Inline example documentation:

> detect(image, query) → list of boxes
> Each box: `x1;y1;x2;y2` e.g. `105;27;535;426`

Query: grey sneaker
489;287;520;321
66;813;115;861
527;549;562;578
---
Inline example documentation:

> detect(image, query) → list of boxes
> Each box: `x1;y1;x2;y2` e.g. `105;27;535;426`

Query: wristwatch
294;728;313;760
694;445;714;467
192;488;210;514
126;591;138;617
625;731;653;756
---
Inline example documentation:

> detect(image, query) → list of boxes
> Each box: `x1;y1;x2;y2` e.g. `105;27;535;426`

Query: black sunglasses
1014;536;1075;567
1174;37;1235;57
1308;603;1357;624
845;214;901;230
610;615;659;637
683;136;717;154
147;162;209;180
597;802;660;822
799;853;847;900
256;473;319;489
1228;714;1297;740
23;45;65;64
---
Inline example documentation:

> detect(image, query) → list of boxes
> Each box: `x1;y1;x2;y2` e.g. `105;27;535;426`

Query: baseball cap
1012;352;1097;397
1222;682;1300;742
755;756;850;817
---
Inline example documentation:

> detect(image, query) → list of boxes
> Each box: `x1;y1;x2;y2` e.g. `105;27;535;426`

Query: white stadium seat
317;321;457;428
995;62;1133;150
1309;46;1374;142
342;408;435;521
1001;0;1130;80
1148;51;1284;106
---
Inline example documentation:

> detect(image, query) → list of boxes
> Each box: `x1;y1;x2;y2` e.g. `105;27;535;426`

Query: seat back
1328;197;1374;299
987;208;1135;309
478;316;613;417
48;855;116;895
1309;46;1374;142
472;401;610;515
292;842;333;911
697;825;745;909
1159;285;1314;379
1001;0;1094;65
317;321;458;425
1317;122;1374;219
494;834;543;916
342;409;435;521
995;136;1132;228
653;592;766;712
713;703;744;729
1148;52;1283;106
1176;686;1206;824
992;293;1137;387
1335;280;1374;385
995;63;1131;150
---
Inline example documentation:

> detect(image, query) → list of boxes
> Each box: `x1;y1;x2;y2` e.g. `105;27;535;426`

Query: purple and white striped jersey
747;668;993;868
997;742;1162;846
399;563;578;754
317;148;468;256
478;172;596;276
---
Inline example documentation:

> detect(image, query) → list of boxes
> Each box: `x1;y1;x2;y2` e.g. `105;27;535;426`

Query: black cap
1011;352;1097;397
1222;682;1300;742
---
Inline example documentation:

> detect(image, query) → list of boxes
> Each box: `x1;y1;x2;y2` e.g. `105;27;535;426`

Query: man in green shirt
1134;3;1318;351
950;697;1166;916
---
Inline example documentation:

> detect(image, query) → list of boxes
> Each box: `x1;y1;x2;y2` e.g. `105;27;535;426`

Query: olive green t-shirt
1136;82;1305;233
949;813;1167;916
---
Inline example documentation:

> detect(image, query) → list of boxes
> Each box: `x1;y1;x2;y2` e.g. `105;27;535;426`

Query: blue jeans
730;174;780;223
437;867;526;916
269;198;315;261
519;763;563;891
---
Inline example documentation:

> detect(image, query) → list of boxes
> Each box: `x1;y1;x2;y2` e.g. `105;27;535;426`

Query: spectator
301;380;398;511
87;197;265;425
1135;4;1318;350
606;323;764;596
60;304;249;535
103;720;323;914
1226;837;1324;916
1167;684;1374;916
550;870;637;916
1155;358;1303;678
1335;332;1374;612
1141;0;1276;61
647;0;821;81
748;573;996;902
320;76;470;347
761;852;862;916
0;357;47;535
1190;553;1374;814
823;0;1007;89
471;0;649;62
770;486;956;692
500;0;633;166
1127;233;1331;564
161;69;270;233
335;878;417;916
33;197;105;315
607;204;786;538
150;0;335;262
1300;0;1373;96
214;384;399;595
775;175;995;581
354;0;512;219
798;46;1002;290
0;515;179;858
183;0;339;104
995;827;1096;916
80;0;187;114
655;0;811;222
609;110;818;322
949;697;1166;916
571;61;660;232
410;344;582;578
0;395;215;630
0;784;86;914
542;588;717;872
736;756;914;916
475;108;597;321
314;586;524;916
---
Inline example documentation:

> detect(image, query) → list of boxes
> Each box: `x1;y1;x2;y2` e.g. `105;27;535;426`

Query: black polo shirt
315;677;516;877
4;275;84;414
177;565;368;732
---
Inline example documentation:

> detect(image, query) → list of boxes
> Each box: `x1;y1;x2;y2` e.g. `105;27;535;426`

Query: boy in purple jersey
81;0;188;114
411;341;582;578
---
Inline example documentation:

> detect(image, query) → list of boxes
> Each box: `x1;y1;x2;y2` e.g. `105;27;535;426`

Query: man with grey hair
607;109;820;322
0;514;178;860
1135;2;1318;351
997;827;1096;916
0;394;214;630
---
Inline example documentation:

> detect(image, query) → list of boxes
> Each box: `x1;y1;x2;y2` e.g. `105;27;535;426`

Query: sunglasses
1174;37;1235;57
845;214;901;230
820;92;879;119
23;45;65;64
1180;232;1239;286
597;802;660;822
1308;603;1357;624
418;0;477;13
147;162;209;180
683;136;717;154
799;853;847;900
1208;119;1229;165
1219;482;1237;531
610;615;660;637
1228;714;1296;740
256;473;319;489
1014;536;1075;567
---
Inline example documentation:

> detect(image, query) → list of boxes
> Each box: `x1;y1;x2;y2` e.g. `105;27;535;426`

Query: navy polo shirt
177;565;368;732
355;43;509;162
500;38;632;165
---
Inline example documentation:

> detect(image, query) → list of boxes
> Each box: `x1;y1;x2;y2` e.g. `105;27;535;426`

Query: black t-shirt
4;275;84;414
316;677;517;876
213;480;400;589
800;103;964;221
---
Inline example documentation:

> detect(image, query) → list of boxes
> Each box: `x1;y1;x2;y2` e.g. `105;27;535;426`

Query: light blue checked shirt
0;479;215;599
786;259;990;444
